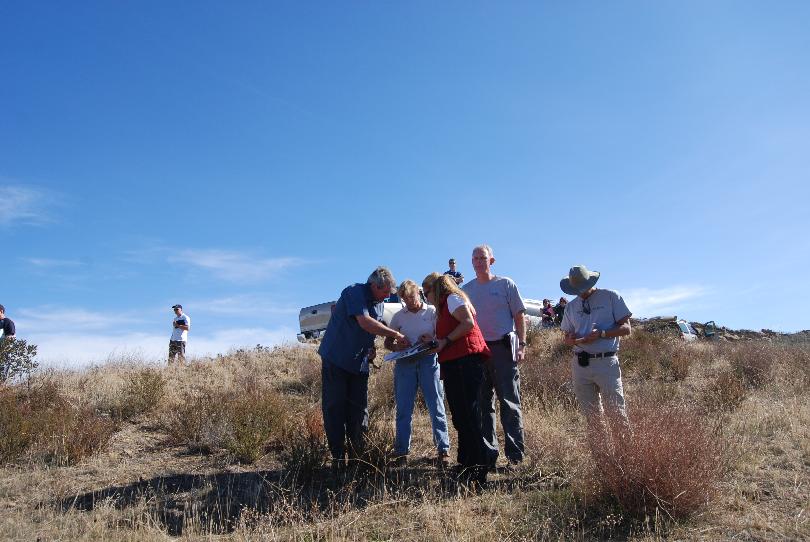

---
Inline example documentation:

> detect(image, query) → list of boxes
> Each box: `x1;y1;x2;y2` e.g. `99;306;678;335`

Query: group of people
318;244;633;487
540;297;568;328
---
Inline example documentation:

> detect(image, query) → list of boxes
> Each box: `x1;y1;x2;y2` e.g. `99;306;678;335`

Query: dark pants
321;359;369;462
480;340;525;465
441;353;488;480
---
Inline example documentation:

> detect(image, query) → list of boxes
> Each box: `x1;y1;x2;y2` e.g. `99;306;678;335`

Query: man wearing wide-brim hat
559;265;632;434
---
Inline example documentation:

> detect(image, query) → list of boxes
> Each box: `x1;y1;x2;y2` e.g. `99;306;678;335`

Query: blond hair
397;279;420;299
433;274;471;309
421;271;442;291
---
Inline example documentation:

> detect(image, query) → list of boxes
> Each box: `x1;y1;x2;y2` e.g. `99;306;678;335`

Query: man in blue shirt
444;258;464;285
319;266;407;475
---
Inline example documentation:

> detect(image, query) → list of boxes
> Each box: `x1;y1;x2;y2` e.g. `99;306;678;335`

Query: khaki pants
168;340;186;365
571;355;629;432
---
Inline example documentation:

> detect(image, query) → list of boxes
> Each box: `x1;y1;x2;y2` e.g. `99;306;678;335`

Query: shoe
436;451;450;470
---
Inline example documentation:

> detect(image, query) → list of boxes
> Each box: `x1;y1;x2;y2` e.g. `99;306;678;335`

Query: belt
485;333;512;348
579;351;616;359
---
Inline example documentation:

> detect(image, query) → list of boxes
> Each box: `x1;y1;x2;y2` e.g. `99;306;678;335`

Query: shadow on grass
53;460;486;536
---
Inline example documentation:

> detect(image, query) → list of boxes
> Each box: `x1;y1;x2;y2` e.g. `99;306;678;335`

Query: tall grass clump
224;389;288;463
0;381;117;465
589;400;723;520
521;330;577;411
110;367;166;421
279;408;328;482
725;342;778;389
162;387;230;453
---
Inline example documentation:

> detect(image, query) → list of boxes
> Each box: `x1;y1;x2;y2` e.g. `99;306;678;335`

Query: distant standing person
0;304;16;382
319;267;408;476
169;304;190;365
553;297;568;326
384;280;450;469
541;299;556;328
463;244;527;469
559;265;632;435
444;258;464;285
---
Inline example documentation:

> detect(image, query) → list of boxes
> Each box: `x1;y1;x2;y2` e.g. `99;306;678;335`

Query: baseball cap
172;304;182;310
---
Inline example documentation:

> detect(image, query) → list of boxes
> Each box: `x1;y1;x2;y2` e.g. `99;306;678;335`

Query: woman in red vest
422;274;491;487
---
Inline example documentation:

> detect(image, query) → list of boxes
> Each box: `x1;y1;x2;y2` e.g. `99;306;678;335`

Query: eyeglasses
582;299;591;315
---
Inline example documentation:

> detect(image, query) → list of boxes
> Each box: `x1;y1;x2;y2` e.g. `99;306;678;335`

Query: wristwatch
519;341;527;347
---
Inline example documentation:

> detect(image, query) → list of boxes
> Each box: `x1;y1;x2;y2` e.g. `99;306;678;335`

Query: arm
514;310;527;361
564;316;631;346
356;314;407;343
436;304;475;352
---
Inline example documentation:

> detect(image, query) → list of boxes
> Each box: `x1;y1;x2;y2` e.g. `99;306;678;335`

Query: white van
297;298;403;342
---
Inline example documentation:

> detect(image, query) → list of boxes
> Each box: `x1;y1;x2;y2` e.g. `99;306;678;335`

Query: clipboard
383;341;438;362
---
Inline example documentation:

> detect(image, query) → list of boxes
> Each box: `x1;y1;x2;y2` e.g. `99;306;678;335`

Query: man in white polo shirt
168;304;191;365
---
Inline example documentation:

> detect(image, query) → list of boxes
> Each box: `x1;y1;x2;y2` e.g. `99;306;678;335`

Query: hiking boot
393;454;408;469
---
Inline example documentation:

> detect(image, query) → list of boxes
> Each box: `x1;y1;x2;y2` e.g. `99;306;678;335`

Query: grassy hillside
0;329;808;540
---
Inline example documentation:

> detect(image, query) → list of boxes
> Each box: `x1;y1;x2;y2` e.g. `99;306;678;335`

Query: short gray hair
367;266;396;290
473;244;494;259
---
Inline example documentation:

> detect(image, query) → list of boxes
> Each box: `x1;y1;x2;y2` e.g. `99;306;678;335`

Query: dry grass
0;335;808;540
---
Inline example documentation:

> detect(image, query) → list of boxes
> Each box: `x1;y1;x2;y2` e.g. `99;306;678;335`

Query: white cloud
15;306;145;332
171;249;305;282
0;185;54;226
186;294;299;316
25;258;84;268
29;326;298;368
621;285;709;318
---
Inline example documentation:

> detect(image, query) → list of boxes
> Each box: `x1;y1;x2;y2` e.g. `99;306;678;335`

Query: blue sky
2;1;809;365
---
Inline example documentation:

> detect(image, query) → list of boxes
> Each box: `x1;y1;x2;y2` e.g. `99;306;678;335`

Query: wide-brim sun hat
560;265;600;295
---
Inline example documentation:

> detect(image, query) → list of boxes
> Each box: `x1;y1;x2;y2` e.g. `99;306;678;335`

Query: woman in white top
384;280;450;468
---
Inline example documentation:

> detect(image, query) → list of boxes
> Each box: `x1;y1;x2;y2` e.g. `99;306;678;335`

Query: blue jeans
394;353;450;456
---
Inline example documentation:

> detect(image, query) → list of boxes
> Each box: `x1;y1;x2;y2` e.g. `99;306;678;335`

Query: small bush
0;390;32;462
162;388;230;453
0;338;38;384
1;381;116;465
225;390;287;463
111;368;166;421
589;401;723;520
726;342;778;389
279;408;328;482
702;369;746;413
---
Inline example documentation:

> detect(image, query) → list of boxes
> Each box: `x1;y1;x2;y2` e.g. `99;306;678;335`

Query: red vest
436;300;490;363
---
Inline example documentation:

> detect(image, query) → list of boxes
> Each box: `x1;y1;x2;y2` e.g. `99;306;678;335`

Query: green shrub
111;368;166;421
162;388;229;453
225;390;287;463
0;338;38;384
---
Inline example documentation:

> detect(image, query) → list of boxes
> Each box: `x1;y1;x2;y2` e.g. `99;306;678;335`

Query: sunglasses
582;299;591;315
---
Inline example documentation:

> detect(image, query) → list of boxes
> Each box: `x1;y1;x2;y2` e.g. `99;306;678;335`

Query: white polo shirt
171;313;191;342
389;304;436;345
